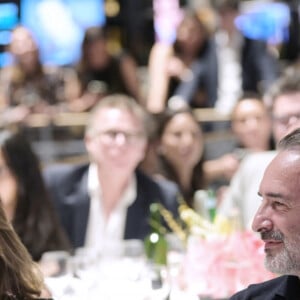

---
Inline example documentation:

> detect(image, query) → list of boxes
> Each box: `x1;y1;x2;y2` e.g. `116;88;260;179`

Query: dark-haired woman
0;129;70;262
147;10;217;113
156;108;206;207
66;25;143;112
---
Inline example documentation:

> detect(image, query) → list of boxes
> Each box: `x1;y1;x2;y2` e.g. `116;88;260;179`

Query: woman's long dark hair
0;129;70;261
0;202;44;299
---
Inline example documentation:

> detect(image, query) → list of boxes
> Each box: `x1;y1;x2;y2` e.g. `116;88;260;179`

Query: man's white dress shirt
84;163;137;254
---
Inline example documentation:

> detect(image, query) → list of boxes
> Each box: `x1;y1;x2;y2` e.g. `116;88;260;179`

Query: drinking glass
40;250;71;277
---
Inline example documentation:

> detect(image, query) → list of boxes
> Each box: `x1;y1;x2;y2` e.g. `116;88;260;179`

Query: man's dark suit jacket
174;36;279;109
43;163;179;249
230;275;300;300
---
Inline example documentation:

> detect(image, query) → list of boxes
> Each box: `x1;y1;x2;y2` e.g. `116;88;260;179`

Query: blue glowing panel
0;3;19;67
235;2;290;44
0;3;18;30
20;0;105;66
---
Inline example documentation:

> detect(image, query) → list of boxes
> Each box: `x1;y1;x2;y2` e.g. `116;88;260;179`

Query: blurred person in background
0;26;69;124
204;93;273;189
43;94;179;251
147;9;217;113
213;0;280;114
230;93;273;152
155;108;206;207
0;202;52;299
147;1;279;116
65;26;144;112
0;129;70;261
218;65;300;229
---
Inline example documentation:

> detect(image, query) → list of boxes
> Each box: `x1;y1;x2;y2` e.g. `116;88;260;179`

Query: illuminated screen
235;2;290;44
0;2;18;30
0;2;19;67
20;0;105;66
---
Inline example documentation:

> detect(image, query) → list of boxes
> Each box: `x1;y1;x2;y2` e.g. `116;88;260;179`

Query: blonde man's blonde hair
85;93;155;138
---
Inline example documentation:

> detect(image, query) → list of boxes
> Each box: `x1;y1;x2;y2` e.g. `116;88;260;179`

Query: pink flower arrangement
157;202;275;299
182;230;275;299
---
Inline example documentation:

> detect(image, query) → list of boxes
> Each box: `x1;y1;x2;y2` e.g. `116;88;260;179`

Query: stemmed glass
40;250;87;300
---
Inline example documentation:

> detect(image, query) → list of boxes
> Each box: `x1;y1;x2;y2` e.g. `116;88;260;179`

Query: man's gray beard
264;233;300;275
265;248;296;274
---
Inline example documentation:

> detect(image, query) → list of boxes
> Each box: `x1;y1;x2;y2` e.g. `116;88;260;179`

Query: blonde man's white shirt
84;163;137;254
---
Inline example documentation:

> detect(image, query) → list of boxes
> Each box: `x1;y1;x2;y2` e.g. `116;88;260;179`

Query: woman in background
0;129;70;261
203;93;274;203
156;108;206;207
66;25;143;112
231;94;273;152
0;202;52;299
204;93;273;186
147;9;217;113
0;26;68;124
